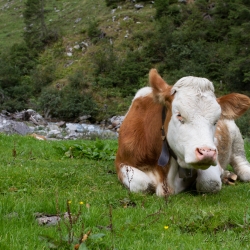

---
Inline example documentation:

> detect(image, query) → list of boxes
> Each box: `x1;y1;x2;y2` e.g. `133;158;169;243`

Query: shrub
87;20;102;43
92;46;117;77
38;87;61;119
56;88;98;120
31;64;56;94
0;43;36;111
105;0;120;8
68;70;89;89
38;86;98;120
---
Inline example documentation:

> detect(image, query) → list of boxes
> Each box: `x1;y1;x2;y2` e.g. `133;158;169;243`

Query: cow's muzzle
195;147;217;167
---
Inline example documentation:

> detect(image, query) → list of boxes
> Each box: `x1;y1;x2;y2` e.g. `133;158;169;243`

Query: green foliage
146;0;250;92
155;0;170;19
105;0;121;8
38;87;61;118
92;45;117;77
2;0;250;131
57;88;98;120
38;85;98;120
68;69;89;89
31;63;56;94
95;50;151;97
23;0;48;50
0;43;36;111
87;20;102;43
23;0;59;51
59;139;118;161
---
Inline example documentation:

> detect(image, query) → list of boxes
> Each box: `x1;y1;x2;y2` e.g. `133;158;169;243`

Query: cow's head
149;69;250;170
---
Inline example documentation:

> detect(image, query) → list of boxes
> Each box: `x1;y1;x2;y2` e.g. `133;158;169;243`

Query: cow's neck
158;106;177;166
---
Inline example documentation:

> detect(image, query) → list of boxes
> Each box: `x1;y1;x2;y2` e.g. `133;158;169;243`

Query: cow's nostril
197;148;204;156
196;147;216;161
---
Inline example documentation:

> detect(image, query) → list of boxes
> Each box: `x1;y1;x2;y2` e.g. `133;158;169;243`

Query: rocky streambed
0;110;124;140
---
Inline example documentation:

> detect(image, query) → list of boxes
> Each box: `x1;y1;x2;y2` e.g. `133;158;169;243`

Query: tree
23;0;57;51
0;43;35;111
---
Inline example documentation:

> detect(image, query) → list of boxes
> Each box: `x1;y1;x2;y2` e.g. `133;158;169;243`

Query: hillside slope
0;0;156;119
1;0;250;137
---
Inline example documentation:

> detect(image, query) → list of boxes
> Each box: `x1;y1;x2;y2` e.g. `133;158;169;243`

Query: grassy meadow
0;133;250;250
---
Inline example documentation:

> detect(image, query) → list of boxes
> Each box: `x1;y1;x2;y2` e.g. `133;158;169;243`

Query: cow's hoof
196;180;222;193
155;183;174;197
155;184;166;197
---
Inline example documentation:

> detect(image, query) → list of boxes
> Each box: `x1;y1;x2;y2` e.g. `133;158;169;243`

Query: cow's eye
177;113;184;124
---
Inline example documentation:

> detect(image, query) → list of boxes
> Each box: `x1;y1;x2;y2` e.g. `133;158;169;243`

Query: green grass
0;133;250;249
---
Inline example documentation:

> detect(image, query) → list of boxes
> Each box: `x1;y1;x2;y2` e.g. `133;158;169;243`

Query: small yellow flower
164;226;169;230
79;201;84;205
68;200;72;204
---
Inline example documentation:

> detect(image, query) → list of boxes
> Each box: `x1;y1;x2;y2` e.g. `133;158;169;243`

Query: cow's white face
167;76;221;170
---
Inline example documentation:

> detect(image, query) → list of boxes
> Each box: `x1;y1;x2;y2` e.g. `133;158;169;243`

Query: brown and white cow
115;69;250;196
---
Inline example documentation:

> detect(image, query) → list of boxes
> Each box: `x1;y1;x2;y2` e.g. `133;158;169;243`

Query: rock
0;118;32;135
74;44;80;50
36;215;60;226
75;18;82;23
135;4;144;10
65;60;74;67
11;121;32;135
0;110;118;140
79;115;91;122
57;121;66;127
81;42;88;48
47;130;62;138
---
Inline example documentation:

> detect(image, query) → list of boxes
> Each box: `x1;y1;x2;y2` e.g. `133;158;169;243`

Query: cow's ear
149;69;172;105
217;93;250;119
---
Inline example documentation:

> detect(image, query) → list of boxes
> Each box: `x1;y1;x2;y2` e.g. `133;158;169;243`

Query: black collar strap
158;106;170;167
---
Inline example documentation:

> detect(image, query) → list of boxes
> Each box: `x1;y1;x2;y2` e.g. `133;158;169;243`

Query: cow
115;69;250;196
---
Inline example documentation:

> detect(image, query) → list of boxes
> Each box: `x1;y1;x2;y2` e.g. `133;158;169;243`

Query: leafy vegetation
0;133;250;249
0;0;250;135
23;0;59;51
59;139;117;161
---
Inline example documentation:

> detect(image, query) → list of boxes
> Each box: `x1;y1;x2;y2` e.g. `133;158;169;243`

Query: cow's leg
229;121;250;181
196;164;223;193
118;164;167;196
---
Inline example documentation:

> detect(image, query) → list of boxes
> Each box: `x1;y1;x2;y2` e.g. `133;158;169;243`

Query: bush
68;70;88;89
96;50;151;97
38;86;98;120
38;87;61;119
56;88;98;120
31;64;56;94
92;46;117;76
105;0;121;8
87;20;102;43
0;43;36;111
